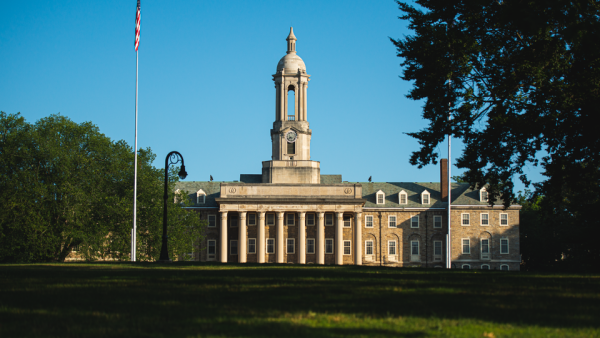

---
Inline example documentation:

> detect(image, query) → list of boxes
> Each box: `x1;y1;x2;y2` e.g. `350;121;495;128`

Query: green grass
0;263;599;337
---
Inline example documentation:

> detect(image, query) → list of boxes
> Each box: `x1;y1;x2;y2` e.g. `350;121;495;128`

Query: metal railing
287;115;295;121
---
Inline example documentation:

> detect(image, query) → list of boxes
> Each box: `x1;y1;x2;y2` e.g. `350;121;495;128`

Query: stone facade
178;28;520;271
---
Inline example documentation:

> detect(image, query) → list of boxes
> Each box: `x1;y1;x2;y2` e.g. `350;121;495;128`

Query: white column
258;212;265;263
355;212;362;265
317;212;325;265
220;211;228;263
277;211;284;263
275;83;280;121
295;82;299;120
336;212;344;265
303;81;308;121
239;212;247;263
280;78;286;121
298;212;306;264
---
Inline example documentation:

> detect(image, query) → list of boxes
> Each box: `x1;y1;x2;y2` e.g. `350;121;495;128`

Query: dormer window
174;189;182;203
480;187;488;202
399;190;407;204
421;190;430;205
196;189;206;204
376;190;385;205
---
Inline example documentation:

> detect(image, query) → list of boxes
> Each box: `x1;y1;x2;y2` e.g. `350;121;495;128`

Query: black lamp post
158;151;187;262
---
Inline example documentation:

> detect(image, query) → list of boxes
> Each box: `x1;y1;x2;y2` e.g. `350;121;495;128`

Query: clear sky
0;0;543;192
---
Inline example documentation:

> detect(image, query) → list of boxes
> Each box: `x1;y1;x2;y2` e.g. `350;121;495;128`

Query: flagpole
132;49;138;262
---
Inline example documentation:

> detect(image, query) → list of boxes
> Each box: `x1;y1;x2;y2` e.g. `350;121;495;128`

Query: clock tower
262;28;320;183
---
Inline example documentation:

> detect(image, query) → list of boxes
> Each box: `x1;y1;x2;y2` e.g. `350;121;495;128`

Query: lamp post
158;151;187;262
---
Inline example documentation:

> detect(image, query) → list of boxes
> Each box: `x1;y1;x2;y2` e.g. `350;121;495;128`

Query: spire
286;27;297;54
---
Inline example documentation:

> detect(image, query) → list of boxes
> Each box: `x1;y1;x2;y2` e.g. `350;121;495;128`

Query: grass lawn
0;263;599;337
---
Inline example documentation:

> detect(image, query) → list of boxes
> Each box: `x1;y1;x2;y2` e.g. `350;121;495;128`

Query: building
175;28;521;270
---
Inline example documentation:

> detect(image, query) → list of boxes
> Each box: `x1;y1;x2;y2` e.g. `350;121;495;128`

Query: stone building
175;28;521;270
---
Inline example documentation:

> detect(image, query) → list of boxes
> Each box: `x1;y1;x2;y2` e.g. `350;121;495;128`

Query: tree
0;112;205;262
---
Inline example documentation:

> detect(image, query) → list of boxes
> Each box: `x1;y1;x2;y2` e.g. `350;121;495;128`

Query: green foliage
391;1;600;268
0;112;205;262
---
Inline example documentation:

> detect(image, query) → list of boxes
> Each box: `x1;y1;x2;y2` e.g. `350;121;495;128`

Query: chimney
440;158;448;202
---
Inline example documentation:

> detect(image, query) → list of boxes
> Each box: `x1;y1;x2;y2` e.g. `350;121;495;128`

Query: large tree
0;112;204;262
391;0;600;268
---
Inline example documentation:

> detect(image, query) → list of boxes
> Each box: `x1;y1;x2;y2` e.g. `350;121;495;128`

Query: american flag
134;0;141;51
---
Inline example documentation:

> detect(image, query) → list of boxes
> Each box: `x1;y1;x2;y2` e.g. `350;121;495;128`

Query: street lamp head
178;165;187;180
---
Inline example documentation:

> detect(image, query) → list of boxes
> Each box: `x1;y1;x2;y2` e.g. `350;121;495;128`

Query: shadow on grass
0;263;598;337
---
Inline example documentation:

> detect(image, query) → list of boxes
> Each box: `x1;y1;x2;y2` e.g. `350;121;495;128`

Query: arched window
480;187;488;202
196;189;206;204
287;85;295;120
398;190;407;204
376;190;385;205
421;190;430;205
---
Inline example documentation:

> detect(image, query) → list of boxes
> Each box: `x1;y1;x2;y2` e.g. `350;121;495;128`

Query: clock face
286;130;297;143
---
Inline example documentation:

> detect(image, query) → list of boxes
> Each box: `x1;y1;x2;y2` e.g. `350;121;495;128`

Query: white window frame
208;214;216;228
266;238;275;254
207;240;216;260
500;238;509;254
248;238;256;254
388;215;397;228
500;213;508;226
462;238;470;254
325;214;333;226
399;190;407;204
376;190;385;205
307;213;315;226
462;213;470;226
480;213;489;226
434;240;442;257
247;213;256;226
343;240;351;255
481;238;490;259
433;215;442;228
480;187;488;202
481;264;490;270
306;238;315;254
388;240;397;255
266;213;275;226
286;213;295;226
325;238;334;254
421;190;430;205
230;240;238;255
196;189;206;204
365;215;374;228
462;264;471;269
500;264;510;271
343;215;351;227
410;240;419;261
365;240;374;256
410;215;419;228
286;238;295;254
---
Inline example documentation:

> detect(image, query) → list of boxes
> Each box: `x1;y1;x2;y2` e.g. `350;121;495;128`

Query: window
196;189;206;204
500;264;509;271
208;215;216;228
307;213;315;226
376;190;385;205
344;215;351;227
388;216;397;228
248;214;256;226
462;213;470;226
481;239;490;259
434;241;442;256
500;238;509;254
481;213;489;226
421;190;430;205
266;214;275;225
434;215;442;228
399;190;407;204
307;238;315;254
325;214;333;226
388;241;396;255
411;241;419;255
230;240;238;255
343;240;351;255
287;213;295;226
266;239;275;254
365;240;374;255
480;188;488;202
481;264;490;270
229;215;238;227
325;239;333;254
248;238;256;254
287;238;295;254
462;264;471;269
207;240;216;260
500;213;508;226
287;141;295;155
462;239;470;254
411;216;419;228
365;215;373;228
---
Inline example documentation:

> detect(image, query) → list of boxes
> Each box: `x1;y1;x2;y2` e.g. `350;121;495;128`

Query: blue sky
0;0;543;192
